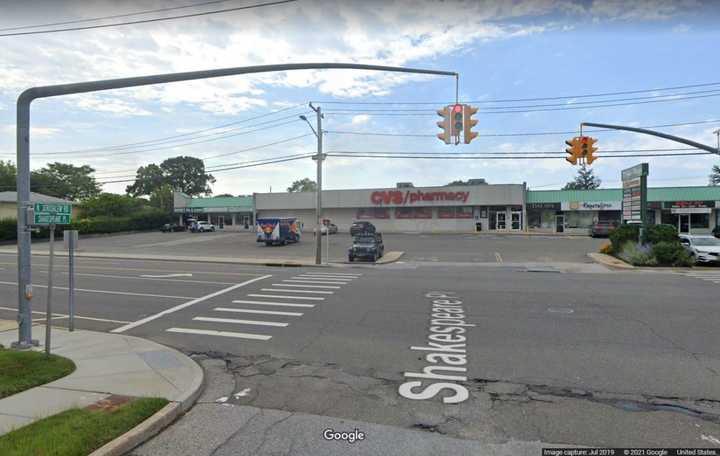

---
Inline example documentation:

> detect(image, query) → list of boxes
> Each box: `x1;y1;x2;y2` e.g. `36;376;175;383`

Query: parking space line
261;288;333;294
0;281;193;300
0;306;131;324
193;316;288;327
166;328;272;340
111;274;272;333
214;307;303;316
231;299;315;308
284;279;349;285
494;252;503;263
247;294;325;301
272;283;340;289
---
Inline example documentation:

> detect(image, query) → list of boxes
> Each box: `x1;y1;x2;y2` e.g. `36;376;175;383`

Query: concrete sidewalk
0;322;203;452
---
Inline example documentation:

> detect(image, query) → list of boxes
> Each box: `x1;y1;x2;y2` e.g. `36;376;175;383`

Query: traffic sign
33;202;72;226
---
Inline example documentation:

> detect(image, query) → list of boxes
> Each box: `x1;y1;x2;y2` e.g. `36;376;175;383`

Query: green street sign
33;202;72;226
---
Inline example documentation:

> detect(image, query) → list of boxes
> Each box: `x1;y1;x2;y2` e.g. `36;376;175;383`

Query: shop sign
621;163;648;225
561;201;620;211
663;200;715;209
371;190;470;206
527;202;560;210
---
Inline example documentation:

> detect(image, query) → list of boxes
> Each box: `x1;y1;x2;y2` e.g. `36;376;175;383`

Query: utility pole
310;103;324;265
713;129;720;151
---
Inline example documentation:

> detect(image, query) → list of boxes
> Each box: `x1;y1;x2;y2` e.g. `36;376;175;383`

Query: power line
201;134;313;160
326;148;697;155
0;0;298;37
327;152;714;160
312;81;720;105
0;0;234;32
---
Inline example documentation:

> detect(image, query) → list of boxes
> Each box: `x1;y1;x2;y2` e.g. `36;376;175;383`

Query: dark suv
348;233;384;262
350;221;376;236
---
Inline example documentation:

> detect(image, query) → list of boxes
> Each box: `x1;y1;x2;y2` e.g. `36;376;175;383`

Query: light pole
300;104;324;265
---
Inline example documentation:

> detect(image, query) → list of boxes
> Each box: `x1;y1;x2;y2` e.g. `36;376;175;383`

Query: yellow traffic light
463;105;478;144
584;137;599;164
565;137;580;165
436;106;451;144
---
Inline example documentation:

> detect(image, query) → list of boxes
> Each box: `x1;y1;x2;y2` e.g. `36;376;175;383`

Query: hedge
645;224;679;245
609;224;639;251
0;210;172;241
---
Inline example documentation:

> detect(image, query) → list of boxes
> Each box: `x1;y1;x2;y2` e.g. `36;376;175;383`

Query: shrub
652;241;694;267
617;241;656;266
599;241;613;254
79;193;148;218
609;224;639;251
646;224;679;245
0;218;16;241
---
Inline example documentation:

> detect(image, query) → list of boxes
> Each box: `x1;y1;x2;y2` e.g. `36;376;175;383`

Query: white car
194;221;216;233
679;235;720;264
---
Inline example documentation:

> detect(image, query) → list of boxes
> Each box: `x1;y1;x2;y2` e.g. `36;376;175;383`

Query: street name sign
33;202;72;225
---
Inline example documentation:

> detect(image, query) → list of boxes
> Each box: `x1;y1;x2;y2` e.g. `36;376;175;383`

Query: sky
0;0;719;196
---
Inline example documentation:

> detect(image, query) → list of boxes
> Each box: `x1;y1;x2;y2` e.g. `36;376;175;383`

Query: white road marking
166;327;271;340
247;294;324;301
140;273;193;278
231;299;315;308
0;281;192;300
214;307;303;316
302;272;361;277
272;283;340;289
296;276;352;282
260;288;333;294
35;271;235;286
193;316;288;327
298;274;355;278
234;388;252;398
283;279;348;285
0;262;265;277
0;306;131;324
494;252;503;263
110;274;272;333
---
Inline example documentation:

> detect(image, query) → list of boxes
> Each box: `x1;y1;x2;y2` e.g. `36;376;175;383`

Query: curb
88;346;205;456
587;252;635;269
375;251;404;264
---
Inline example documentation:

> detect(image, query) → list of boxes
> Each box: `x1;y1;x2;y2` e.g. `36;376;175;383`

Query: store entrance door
678;214;690;234
496;212;507;230
511;211;522;230
555;214;565;233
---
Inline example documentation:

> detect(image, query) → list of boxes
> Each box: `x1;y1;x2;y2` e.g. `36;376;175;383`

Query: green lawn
0;397;169;456
0;347;76;399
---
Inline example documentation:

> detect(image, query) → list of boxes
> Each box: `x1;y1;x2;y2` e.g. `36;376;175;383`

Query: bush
646;224;679;245
599;241;613;254
609;224;639;251
652;241;694;267
79;193;148;218
617;241;657;266
0;219;16;241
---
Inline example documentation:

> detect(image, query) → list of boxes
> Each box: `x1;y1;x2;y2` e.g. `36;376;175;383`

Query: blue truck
256;217;302;246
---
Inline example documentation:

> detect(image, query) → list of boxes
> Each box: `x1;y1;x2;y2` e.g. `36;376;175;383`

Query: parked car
679;235;720;264
320;223;338;235
591;221;619;237
350;221;376;236
348;233;384;262
161;223;183;232
193;221;216;233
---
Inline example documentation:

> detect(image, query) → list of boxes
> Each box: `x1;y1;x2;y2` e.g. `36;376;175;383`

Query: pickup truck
348;233;384;262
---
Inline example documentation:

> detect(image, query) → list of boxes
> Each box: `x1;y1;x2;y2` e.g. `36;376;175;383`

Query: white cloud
351;114;371;125
2;125;61;136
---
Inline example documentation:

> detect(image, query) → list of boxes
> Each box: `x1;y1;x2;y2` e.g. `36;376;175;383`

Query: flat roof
527;186;720;203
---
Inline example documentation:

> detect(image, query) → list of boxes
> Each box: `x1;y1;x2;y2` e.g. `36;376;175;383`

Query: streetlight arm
581;122;720;155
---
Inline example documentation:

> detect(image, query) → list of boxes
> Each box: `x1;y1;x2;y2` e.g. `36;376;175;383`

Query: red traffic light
453;104;462;113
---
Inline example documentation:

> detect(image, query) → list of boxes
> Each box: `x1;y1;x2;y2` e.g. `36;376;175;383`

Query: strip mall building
175;182;720;235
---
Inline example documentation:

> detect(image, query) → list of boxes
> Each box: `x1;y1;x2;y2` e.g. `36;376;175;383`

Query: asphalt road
1;247;719;450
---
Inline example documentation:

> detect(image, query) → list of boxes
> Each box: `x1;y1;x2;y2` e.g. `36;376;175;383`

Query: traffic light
463;105;478;144
436;106;451;144
583;136;599;164
452;104;463;141
565;137;580;165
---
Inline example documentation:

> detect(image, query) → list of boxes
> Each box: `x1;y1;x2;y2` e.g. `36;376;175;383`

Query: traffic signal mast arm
581;122;720;155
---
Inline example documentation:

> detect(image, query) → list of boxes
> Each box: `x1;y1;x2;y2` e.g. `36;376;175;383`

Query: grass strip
0;397;169;456
0;347;76;398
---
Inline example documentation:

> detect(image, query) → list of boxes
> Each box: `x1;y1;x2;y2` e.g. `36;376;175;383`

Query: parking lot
6;229;606;264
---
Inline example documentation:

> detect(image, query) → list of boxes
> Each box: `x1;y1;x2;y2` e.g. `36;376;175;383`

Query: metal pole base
11;339;39;349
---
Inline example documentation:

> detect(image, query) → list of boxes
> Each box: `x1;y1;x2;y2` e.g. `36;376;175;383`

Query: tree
563;164;601;190
287;178;317;192
446;178;487;186
214;193;234;197
161;156;215;196
710;165;720;186
80;193;147;218
149;184;174;214
0;161;16;190
31;162;100;200
126;164;164;197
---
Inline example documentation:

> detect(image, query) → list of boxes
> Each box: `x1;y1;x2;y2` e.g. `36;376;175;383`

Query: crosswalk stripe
166;327;271;340
284;279;348;285
214;307;303;316
296;276;352;281
298;274;355;279
231;299;315;308
302;273;361;277
247;294;324;301
271;283;340;289
261;288;333;294
193;316;288;327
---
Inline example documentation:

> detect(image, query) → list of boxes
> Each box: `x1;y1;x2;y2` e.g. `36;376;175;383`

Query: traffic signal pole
581;122;720;155
14;63;457;347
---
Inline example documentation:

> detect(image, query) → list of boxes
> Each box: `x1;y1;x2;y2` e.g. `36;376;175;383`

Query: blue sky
0;0;719;196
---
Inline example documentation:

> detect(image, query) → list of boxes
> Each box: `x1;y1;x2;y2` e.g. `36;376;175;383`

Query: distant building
0;191;76;220
172;192;254;230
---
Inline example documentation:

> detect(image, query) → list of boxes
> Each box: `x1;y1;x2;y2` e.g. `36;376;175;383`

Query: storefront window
438;206;473;218
691;213;710;229
395;207;433;219
564;211;594;229
357;208;390;219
